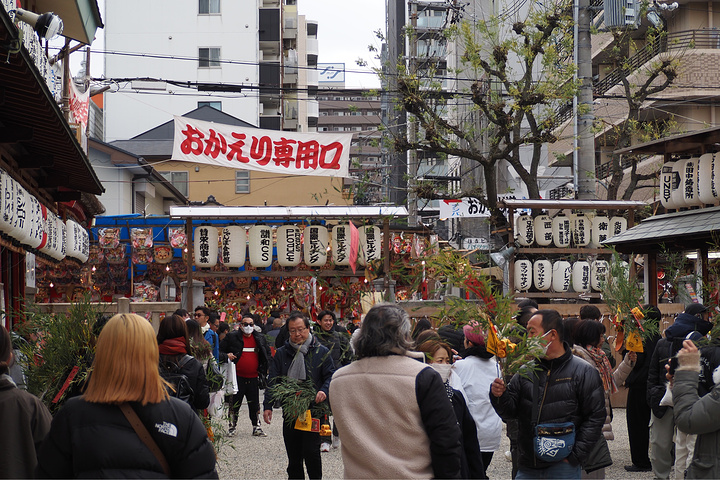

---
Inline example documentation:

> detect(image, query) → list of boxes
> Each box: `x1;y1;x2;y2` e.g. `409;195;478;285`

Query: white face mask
539;330;553;357
430;363;453;382
242;325;254;335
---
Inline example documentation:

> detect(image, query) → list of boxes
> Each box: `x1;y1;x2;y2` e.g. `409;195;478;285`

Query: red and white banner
172;116;351;178
68;79;89;129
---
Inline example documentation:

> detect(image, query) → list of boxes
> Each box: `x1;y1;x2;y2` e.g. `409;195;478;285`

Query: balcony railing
555;29;720;125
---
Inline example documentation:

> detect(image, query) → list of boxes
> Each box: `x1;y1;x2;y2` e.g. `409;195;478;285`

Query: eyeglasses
289;327;307;335
241;322;254;327
194;313;205;318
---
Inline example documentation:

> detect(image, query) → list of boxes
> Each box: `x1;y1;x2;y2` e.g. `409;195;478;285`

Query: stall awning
603;206;720;253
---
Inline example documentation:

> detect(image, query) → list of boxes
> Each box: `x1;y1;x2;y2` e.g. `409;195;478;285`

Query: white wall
88;148;133;215
104;0;260;141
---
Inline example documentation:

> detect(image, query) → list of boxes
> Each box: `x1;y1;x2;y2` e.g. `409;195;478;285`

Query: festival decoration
248;225;272;268
194;226;219;268
571;260;590;292
131;228;153;249
590;259;609;292
670;162;685;207
154;245;173;264
533;214;553;247
551;260;572;292
590;216;610;247
533;260;551;291
609;216;627;238
514;259;532;291
698;153;720;205
277;225;302;267
552;214;572;248
221;225;246;268
169;227;187;249
573;214;590;247
515;214;534;246
678;157;700;207
358;225;381;267
331;224;352;266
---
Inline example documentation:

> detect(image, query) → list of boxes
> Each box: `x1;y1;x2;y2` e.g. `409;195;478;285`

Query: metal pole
186;218;193;312
576;0;597;199
407;2;419;226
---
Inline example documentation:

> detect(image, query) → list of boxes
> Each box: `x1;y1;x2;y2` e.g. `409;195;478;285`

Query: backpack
159;354;195;407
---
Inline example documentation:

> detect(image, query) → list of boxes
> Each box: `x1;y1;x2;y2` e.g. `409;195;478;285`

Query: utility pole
407;1;419;226
575;0;597;200
386;0;408;208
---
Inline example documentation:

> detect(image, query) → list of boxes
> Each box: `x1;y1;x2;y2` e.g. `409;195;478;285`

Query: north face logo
155;421;178;437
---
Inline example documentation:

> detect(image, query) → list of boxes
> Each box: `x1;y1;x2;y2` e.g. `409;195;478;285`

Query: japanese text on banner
171;116;351;178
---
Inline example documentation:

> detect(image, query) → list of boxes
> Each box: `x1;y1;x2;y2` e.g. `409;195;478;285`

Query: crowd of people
1;298;720;479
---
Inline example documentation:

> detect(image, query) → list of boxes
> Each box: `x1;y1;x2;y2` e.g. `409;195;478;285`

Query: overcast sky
299;0;385;88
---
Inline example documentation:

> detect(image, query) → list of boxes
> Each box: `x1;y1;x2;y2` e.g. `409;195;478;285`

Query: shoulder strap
119;403;171;476
177;354;192;368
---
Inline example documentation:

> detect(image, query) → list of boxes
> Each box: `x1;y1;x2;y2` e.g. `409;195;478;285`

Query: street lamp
14;9;63;40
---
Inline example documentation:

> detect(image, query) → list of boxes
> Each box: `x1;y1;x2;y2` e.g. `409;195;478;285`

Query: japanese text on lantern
336;227;347;263
309;228;321;264
199;228;210;263
260;228;271;262
180;124;344;171
222;229;231;263
285;228;299;262
365;228;377;258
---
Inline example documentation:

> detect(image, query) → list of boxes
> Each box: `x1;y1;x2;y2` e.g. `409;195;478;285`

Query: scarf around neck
586;345;618;394
158;337;188;356
288;334;313;380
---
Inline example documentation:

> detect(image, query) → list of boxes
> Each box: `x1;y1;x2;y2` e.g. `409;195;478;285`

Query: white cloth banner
68;79;89;129
172;116;352;178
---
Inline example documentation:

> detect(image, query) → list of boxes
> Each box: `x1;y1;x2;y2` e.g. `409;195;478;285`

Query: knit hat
685;303;708;317
463;321;485;346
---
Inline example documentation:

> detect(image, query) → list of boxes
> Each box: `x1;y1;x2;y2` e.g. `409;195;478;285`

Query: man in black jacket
491;309;605;479
263;311;335;480
220;314;271;437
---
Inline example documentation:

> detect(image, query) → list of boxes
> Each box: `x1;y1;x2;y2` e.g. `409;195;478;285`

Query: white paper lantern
515;214;534;246
359;225;381;266
276;225;302;267
514;259;532;291
77;224;89;263
609;216;627;239
37;204;48;250
533;259;552;291
678;158;701;206
591;216;611;247
25;195;43;249
10;184;32;247
534;215;553;247
591;260;609;291
552;215;572;248
552;260;572;292
571;261;591;292
51;215;66;261
331;224;353;266
0;170;13;234
670;162;685;208
659;161;676;210
65;219;88;263
304;225;329;267
248;225;272;268
194;226;219;268
698;153;720;205
573;214;591;247
39;210;56;258
221;226;246;268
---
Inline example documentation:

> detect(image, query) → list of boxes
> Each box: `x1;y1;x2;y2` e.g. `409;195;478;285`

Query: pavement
217;394;659;479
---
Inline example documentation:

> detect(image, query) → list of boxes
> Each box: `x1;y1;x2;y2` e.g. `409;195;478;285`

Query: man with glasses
263;311;336;479
221;314;271;437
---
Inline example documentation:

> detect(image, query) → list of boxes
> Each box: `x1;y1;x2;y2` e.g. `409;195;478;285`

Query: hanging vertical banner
172;116;352;178
68;78;89;130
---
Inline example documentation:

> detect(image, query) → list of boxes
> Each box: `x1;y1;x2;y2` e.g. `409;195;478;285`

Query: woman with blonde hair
36;313;217;478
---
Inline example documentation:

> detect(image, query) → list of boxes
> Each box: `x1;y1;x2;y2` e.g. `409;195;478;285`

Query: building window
198;101;222;111
235;171;250;193
199;47;221;68
160;171;189;197
199;0;220;14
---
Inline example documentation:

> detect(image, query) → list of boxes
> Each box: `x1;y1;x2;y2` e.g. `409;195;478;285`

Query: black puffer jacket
647;313;713;418
314;328;353;367
220;330;271;376
159;353;210;411
490;345;605;470
36;396;217;478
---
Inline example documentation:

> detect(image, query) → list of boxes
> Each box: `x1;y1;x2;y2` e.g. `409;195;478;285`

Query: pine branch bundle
270;377;330;425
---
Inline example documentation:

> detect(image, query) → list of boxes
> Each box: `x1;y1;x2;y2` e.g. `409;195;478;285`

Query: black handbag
584;435;613;473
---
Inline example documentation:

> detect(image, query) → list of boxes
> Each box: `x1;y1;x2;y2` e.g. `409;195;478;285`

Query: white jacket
451;355;503;451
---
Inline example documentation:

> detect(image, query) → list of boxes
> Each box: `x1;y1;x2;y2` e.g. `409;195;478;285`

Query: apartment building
549;0;720;201
317;89;383;203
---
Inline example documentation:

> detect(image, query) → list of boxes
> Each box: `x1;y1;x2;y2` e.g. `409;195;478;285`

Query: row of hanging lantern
515;212;627;248
660;154;720;210
194;224;382;269
514;258;628;293
0;169;88;262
